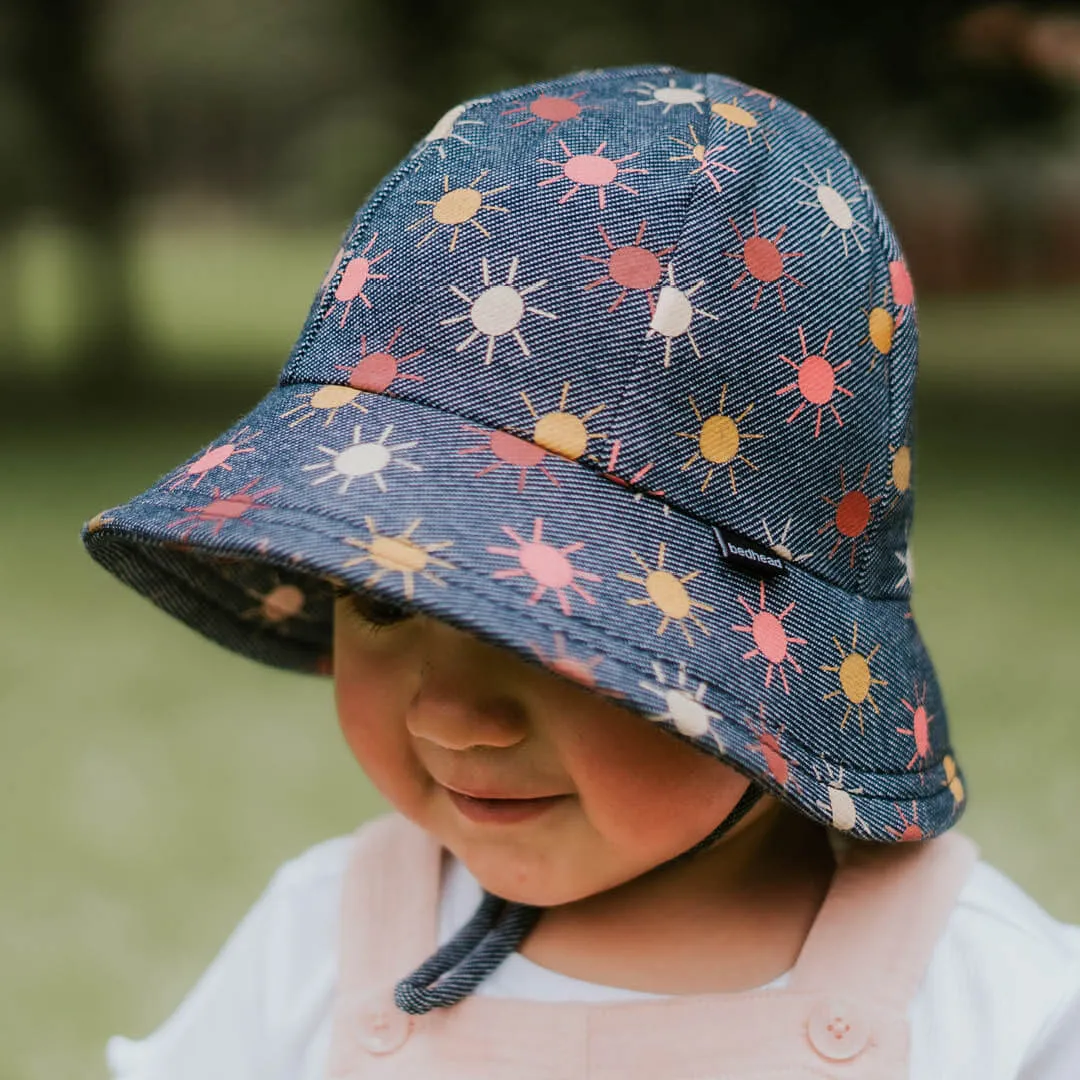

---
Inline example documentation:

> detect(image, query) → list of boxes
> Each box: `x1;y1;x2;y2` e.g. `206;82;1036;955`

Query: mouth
442;785;571;825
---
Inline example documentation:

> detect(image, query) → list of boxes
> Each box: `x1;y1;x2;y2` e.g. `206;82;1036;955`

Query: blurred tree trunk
8;0;137;396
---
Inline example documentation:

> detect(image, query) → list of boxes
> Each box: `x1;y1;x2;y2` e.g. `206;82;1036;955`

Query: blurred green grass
3;420;1078;1080
2;227;1079;1078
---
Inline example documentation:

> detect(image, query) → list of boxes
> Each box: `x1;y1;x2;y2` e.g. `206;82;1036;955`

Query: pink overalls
326;813;977;1078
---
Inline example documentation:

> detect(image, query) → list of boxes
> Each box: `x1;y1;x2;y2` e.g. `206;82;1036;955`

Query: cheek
564;704;745;859
333;621;426;811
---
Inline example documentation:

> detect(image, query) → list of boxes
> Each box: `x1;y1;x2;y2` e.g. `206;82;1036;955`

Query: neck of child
518;800;837;995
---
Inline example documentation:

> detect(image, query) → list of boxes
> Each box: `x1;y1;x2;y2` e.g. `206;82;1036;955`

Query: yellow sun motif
820;621;887;734
342;517;455;598
943;753;965;806
860;283;897;369
617;542;714;646
85;512;115;534
886;443;911;511
676;385;763;494
710;97;772;148
406;171;511;252
668;123;738;194
279;385;368;429
520;381;608;461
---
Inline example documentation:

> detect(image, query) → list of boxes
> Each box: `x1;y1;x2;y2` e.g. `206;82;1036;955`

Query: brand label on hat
712;526;787;579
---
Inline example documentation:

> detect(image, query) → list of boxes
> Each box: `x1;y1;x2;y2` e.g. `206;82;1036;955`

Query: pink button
357;996;412;1055
806;999;870;1062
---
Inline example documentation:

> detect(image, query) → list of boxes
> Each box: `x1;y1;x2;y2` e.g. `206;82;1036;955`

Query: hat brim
84;382;964;842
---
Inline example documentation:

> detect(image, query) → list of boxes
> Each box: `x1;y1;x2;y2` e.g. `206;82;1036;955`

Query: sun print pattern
537;140;647;209
407;171;511;252
441;256;556;365
731;581;807;694
488;518;601;616
676;386;763;494
342;518;455;598
617;542;714;646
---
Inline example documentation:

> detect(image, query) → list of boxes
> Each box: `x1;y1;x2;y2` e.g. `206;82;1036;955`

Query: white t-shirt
106;833;1080;1079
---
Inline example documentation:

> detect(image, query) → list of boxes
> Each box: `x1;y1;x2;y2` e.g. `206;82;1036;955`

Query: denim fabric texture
83;64;966;843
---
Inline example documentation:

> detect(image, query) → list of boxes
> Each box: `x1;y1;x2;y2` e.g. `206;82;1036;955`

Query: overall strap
788;828;979;1008
327;813;442;1076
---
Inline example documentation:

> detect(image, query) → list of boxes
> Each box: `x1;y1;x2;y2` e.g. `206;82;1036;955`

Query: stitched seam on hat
89;506;950;793
247;382;912;605
92;528;959;816
285;65;684;383
607;66;704;431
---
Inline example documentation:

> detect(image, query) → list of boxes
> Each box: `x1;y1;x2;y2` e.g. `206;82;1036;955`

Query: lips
441;783;569;801
444;787;570;824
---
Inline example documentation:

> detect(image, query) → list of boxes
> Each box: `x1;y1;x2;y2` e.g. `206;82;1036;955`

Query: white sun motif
895;545;914;590
793;164;872;257
629;78;706;114
441;255;557;365
302;424;420;494
762;517;813;564
417;99;489;160
645;262;717;367
811;759;866;833
639;660;725;749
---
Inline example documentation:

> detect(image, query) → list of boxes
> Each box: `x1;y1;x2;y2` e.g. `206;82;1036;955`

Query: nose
405;628;529;751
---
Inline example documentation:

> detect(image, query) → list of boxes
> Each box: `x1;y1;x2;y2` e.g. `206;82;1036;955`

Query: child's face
333;592;765;906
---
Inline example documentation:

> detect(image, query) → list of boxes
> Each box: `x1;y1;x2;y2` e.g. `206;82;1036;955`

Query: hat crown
283;64;916;599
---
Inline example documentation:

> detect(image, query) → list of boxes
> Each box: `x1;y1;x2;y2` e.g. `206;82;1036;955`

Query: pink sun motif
166;426;260;490
458;426;559;492
581;220;675;316
167;478;280;540
889;258;915;326
745;704;803;794
242;582;307;625
528;632;606;690
335;327;425;393
897;680;934;773
501;91;598;133
323;232;391;327
731;580;807;694
885;801;923;841
487;518;601;615
537;140;647;210
723;210;805;312
818;463;883;568
601;439;665;500
776;326;854;438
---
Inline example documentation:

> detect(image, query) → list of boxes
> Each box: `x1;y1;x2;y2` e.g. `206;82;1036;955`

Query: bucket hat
83;63;966;852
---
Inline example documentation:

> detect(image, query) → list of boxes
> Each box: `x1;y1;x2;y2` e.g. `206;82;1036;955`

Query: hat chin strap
394;780;766;1015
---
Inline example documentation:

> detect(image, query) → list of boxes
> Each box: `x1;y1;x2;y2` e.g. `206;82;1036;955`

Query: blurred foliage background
2;1;1079;1076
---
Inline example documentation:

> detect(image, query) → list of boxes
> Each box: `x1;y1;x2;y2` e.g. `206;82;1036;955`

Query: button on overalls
326;813;977;1078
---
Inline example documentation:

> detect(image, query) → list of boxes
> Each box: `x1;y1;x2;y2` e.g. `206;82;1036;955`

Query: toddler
84;64;1080;1078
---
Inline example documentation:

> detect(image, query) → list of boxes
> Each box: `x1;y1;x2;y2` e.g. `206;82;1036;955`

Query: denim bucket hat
83;63;967;850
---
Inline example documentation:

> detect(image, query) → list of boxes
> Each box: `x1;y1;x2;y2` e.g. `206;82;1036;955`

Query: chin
477;875;581;907
452;843;595;908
